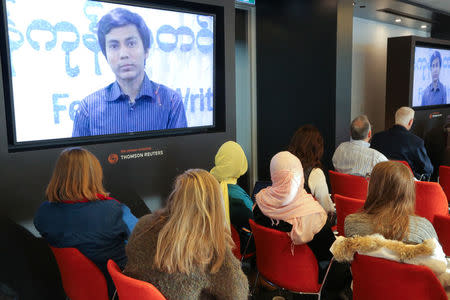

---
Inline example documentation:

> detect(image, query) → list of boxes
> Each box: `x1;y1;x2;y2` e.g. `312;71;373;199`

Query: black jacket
370;125;433;179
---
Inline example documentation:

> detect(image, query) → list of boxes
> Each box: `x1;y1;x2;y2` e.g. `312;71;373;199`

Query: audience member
288;125;334;213
253;151;351;298
371;107;433;180
339;161;450;294
332;115;387;177
345;161;437;243
210;141;253;253
34;147;137;297
124;169;249;299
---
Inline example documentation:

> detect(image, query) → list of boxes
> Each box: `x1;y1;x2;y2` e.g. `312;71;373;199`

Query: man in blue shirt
73;8;187;137
421;51;447;106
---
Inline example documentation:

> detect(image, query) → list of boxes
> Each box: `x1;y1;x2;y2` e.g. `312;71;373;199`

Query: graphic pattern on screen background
413;47;450;107
6;0;214;142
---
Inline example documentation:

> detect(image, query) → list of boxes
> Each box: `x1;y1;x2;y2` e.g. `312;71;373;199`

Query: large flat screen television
412;43;450;108
0;0;225;151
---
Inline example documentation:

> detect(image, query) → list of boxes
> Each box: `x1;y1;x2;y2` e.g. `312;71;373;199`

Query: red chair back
433;214;450;256
329;170;368;200
249;219;320;293
334;194;365;236
50;246;109;300
352;254;446;300
107;260;166;300
230;225;241;259
415;181;448;223
395;160;414;175
439;165;450;203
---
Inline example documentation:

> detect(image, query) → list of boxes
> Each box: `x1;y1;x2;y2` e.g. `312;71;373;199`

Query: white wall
351;17;429;134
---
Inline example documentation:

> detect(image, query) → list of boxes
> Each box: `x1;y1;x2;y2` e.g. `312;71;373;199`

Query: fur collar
330;234;435;262
330;234;450;292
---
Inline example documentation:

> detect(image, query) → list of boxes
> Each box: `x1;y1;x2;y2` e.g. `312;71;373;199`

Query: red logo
108;153;119;164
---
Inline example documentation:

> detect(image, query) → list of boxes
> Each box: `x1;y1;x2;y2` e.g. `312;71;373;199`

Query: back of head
364;161;415;240
268;151;305;202
395;107;415;128
154;169;232;274
97;8;151;58
350;115;371;140
46;147;106;202
287;125;323;171
210;141;248;182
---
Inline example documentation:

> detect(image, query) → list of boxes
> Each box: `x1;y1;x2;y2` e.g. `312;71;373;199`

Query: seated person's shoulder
133;210;167;233
344;213;371;236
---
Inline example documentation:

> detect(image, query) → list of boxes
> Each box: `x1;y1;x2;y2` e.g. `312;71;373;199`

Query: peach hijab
255;151;327;244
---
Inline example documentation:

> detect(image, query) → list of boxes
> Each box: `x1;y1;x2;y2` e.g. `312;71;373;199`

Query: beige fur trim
330;234;435;262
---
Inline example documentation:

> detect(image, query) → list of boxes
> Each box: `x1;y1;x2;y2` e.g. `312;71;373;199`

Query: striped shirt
72;74;187;137
332;139;388;177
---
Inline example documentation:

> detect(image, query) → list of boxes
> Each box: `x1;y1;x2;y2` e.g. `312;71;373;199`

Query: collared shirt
72;74;187;137
421;80;447;106
332;139;388;177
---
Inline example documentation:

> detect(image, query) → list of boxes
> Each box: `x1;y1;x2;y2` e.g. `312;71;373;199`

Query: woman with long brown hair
288;125;334;213
34;147;137;297
345;161;437;242
124;169;249;299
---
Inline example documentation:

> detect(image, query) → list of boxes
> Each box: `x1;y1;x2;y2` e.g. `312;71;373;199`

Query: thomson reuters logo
108;153;119;164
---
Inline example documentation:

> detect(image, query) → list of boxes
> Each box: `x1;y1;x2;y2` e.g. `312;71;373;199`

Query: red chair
415;181;448;223
107;260;166;300
395;160;414;175
439;165;450;202
433;214;450;256
249;219;331;298
329;170;368;200
351;253;446;300
334;194;365;236
50;246;109;300
230;225;241;259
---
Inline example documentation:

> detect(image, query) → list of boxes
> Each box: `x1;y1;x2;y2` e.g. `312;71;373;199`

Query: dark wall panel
256;0;352;180
0;0;236;222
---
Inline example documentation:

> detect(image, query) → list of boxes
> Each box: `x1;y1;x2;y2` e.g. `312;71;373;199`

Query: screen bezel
0;0;226;152
411;40;450;111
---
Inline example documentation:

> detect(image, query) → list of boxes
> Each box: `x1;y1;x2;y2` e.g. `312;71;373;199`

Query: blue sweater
34;197;138;296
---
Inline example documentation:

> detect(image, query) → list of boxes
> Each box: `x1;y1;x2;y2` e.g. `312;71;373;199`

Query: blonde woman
34;147;137;297
124;169;249;299
345;161;437;242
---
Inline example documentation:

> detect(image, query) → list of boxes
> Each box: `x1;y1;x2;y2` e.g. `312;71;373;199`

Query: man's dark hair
351;115;371;140
430;51;442;68
97;8;151;58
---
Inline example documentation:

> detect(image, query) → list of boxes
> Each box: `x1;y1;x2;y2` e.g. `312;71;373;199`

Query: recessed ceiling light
421;25;427;29
395;18;402;23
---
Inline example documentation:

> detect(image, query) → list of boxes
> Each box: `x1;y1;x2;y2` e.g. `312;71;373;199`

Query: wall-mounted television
412;43;450;108
0;0;225;151
385;36;450;129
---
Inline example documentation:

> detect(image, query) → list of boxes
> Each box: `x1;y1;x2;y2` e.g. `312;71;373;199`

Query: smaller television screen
412;46;450;108
2;0;218;146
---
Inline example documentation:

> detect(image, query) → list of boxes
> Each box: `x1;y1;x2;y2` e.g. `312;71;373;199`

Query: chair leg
241;232;253;263
251;271;259;296
111;289;117;300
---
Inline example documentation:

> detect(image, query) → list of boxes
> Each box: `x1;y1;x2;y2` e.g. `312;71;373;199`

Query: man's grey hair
395;107;414;127
351;115;371;140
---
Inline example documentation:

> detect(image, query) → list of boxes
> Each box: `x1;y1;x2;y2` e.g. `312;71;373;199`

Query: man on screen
72;8;187;137
421;50;447;106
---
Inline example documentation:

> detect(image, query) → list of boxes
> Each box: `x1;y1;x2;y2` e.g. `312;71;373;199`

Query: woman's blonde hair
46;147;107;202
154;169;233;274
363;161;415;240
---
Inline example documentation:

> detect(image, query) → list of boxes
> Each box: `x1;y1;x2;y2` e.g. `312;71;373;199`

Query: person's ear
408;118;414;128
368;129;372;139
